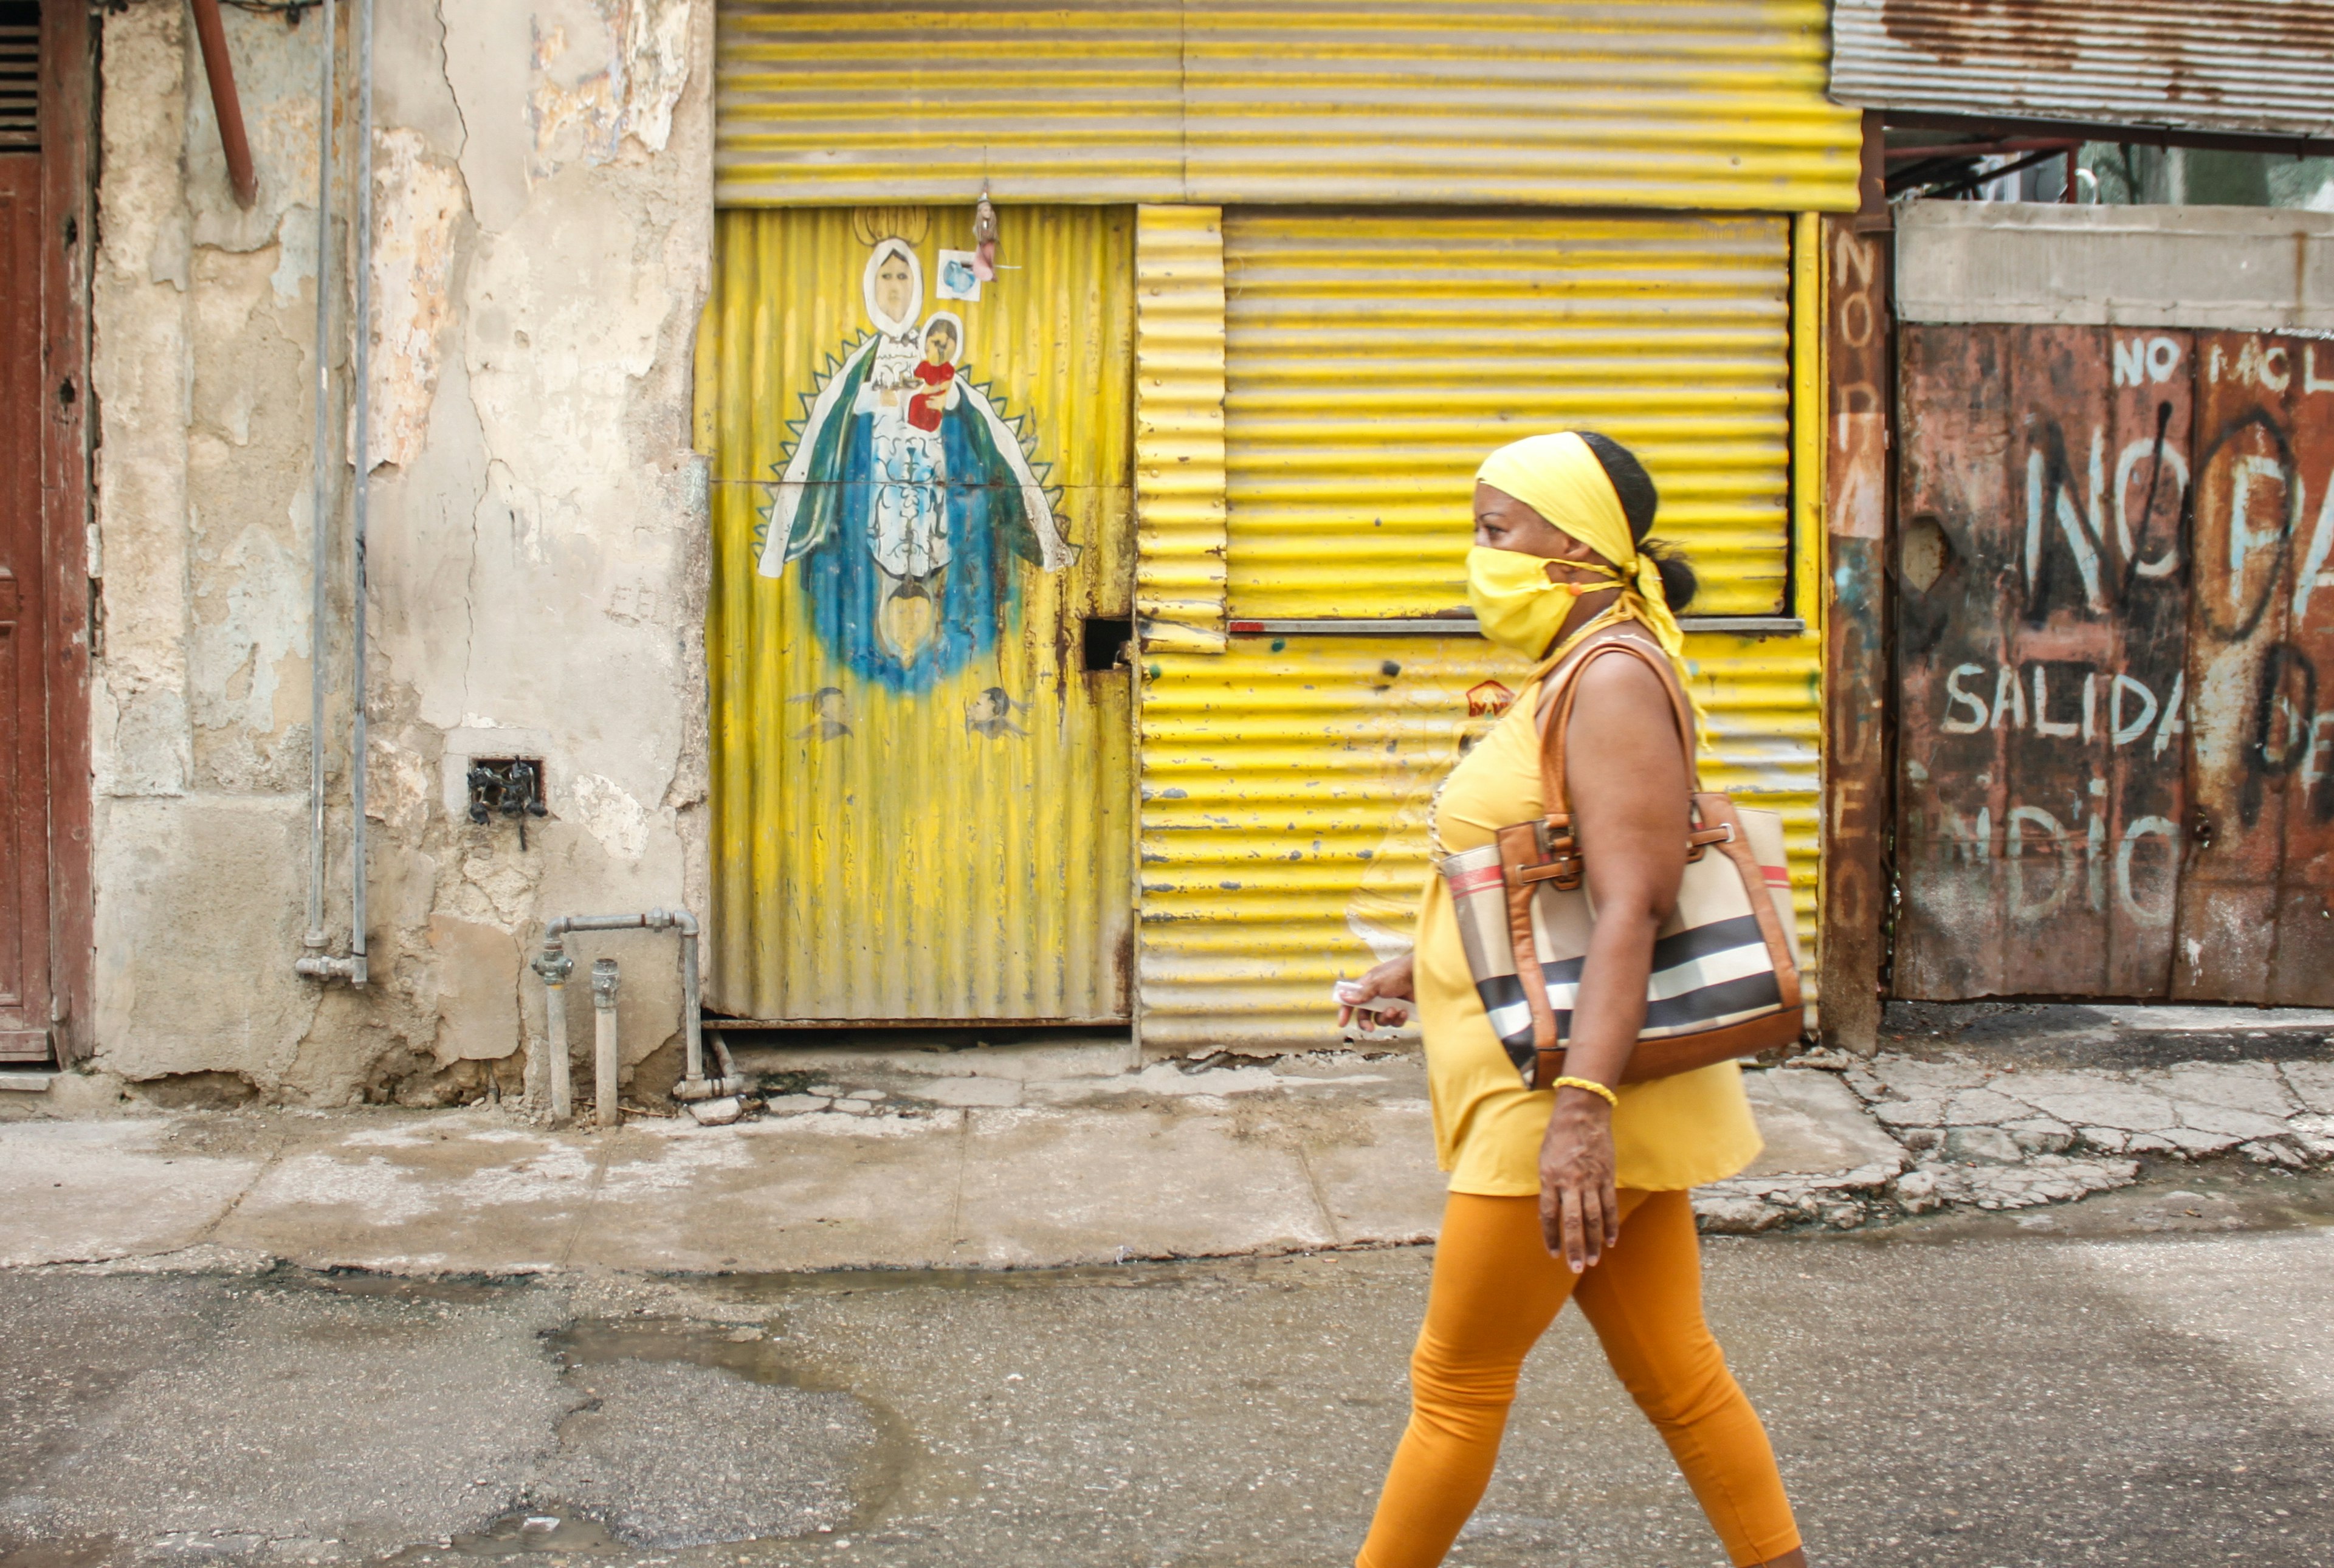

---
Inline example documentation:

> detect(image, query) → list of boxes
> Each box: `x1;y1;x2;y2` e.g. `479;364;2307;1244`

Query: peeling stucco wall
88;0;714;1104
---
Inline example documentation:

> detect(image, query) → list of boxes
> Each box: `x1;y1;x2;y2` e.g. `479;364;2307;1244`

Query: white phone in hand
1332;979;1403;1020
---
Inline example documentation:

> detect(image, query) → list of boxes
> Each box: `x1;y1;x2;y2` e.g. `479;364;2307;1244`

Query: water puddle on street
438;1513;624;1559
395;1317;915;1563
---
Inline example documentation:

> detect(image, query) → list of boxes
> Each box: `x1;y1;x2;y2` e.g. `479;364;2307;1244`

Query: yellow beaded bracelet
1550;1075;1619;1110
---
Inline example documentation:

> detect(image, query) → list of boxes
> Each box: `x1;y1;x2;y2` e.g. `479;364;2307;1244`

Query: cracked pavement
4;1209;2333;1567
6;1015;2334;1564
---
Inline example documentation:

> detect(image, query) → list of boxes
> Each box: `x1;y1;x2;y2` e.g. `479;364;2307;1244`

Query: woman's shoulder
1534;628;1674;722
1569;639;1674;704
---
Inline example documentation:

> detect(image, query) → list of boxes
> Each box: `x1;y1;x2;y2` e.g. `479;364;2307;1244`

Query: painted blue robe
776;346;1051;693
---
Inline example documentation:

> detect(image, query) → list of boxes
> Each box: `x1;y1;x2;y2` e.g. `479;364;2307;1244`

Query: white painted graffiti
1938;661;2188;754
1929;797;2181;927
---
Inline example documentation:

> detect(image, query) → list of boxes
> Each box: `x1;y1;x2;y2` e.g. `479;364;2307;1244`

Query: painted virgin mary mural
756;236;1070;690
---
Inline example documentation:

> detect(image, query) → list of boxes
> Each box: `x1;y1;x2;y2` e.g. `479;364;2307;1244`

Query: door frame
36;0;93;1064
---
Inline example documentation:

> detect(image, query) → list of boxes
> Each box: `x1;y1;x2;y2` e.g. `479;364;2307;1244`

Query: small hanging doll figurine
971;190;999;282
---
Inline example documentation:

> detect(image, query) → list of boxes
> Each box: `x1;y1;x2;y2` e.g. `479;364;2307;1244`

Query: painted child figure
907;314;962;433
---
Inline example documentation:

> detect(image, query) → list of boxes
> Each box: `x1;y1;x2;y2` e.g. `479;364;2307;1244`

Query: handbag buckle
1684;820;1735;862
1540;817;1583;892
1503;819;1583;892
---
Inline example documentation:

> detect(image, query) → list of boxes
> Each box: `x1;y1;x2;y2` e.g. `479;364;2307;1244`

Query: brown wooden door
1892;323;2334;1005
0;150;50;1057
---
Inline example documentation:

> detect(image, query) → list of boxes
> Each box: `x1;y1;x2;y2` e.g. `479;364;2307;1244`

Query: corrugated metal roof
1220;210;1795;621
717;1;1862;210
1136;632;1821;1051
1830;0;2334;139
1135;205;1230;653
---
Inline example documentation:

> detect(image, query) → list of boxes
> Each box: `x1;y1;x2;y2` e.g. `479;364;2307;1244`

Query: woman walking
1337;432;1806;1568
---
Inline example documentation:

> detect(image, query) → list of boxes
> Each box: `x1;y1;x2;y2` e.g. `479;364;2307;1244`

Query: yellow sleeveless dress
1416;670;1763;1197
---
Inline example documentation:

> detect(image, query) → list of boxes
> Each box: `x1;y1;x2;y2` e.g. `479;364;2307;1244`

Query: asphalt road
3;1175;2331;1568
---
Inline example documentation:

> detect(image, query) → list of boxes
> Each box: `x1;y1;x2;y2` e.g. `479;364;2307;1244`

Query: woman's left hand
1538;1087;1620;1271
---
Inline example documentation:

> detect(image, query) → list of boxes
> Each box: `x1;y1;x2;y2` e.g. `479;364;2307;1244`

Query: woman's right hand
1336;954;1415;1032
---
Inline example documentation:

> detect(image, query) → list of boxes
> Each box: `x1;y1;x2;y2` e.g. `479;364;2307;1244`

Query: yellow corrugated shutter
1134;209;1822;1053
699;205;1138;1022
1220;210;1795;620
715;2;1859;211
1137;633;1820;1051
1134;206;1230;653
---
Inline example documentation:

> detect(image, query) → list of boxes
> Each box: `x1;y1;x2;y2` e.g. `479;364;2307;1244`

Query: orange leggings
1357;1189;1800;1568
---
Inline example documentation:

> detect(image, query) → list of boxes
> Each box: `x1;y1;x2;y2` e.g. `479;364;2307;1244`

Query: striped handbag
1437;638;1805;1090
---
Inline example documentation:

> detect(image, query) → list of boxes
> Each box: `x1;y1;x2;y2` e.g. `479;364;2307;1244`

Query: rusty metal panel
35;2;92;1064
1831;0;2334;139
2273;345;2334;1002
1138;631;1822;1052
1818;216;1892;1050
2174;332;2334;1004
699;206;1137;1021
0;151;50;1059
1134;206;1228;655
714;2;1862;210
1219;211;1795;621
1893;324;2194;999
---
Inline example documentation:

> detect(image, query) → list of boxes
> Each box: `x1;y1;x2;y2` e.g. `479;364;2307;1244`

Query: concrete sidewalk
12;1030;2334;1276
2;1047;1918;1275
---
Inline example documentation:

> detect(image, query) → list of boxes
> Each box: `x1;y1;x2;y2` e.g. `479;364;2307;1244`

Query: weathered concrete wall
1896;202;2334;331
86;0;712;1104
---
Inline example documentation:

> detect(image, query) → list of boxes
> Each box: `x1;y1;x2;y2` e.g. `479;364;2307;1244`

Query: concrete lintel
1896;201;2334;331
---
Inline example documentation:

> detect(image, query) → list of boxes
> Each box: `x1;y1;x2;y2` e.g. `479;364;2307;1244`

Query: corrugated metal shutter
698;205;1138;1022
1137;633;1820;1051
0;5;35;150
1830;0;2334;139
1220;210;1794;620
716;1;1860;210
1134;206;1230;653
1136;211;1821;1053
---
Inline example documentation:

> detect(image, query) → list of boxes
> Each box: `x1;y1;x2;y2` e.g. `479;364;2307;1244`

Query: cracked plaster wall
87;0;713;1103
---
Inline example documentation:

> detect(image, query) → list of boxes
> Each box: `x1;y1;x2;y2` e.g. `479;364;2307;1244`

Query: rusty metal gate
1895;324;2334;1004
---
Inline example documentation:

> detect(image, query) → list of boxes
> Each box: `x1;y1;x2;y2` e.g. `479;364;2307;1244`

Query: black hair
1576;430;1696;611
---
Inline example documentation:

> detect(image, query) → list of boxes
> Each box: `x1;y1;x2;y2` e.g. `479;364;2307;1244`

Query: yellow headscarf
1473;431;1704;748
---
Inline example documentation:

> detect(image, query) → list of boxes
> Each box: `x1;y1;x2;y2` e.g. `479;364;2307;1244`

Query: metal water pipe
528;909;735;1123
528;938;574;1122
188;0;258;208
297;0;335;971
591;958;621;1129
295;0;374;988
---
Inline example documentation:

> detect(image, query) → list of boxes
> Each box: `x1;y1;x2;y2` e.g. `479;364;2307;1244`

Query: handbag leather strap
1535;634;1701;821
1500;632;1712;1085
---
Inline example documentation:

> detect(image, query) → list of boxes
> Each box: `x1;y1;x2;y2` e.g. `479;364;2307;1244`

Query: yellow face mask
1464;546;1622;660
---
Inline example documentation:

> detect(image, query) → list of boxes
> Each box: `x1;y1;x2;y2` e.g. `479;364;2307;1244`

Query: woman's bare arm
1535;650;1692;1269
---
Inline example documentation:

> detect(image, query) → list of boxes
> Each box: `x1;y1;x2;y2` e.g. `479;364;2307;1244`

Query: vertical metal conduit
188;0;258;209
300;0;334;961
531;940;575;1122
591;958;621;1129
347;0;373;982
297;0;371;986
